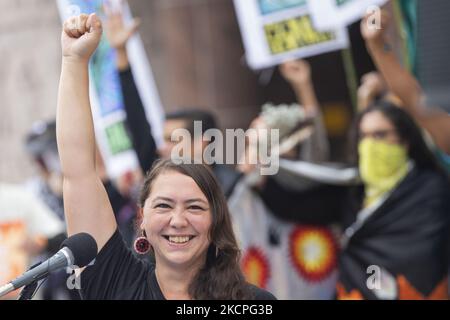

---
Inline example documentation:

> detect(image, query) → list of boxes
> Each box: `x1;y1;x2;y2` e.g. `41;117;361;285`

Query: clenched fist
62;13;103;62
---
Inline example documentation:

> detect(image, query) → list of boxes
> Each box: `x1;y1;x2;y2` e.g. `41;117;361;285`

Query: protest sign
233;0;349;70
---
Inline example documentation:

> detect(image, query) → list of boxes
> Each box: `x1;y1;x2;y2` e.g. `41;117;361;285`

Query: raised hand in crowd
104;0;141;70
279;59;320;116
279;59;329;162
361;10;450;155
103;0;158;177
360;10;421;109
61;13;103;63
357;71;386;111
58;13;116;250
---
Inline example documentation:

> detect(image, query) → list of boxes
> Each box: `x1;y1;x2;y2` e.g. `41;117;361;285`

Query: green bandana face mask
358;138;409;207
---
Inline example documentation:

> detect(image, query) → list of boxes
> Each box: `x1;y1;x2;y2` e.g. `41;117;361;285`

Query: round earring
134;230;151;255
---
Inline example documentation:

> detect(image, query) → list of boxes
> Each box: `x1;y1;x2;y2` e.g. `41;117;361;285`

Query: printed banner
56;0;165;179
233;0;349;70
228;177;339;299
308;0;389;31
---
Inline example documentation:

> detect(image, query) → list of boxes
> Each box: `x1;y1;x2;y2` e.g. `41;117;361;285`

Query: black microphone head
61;233;98;268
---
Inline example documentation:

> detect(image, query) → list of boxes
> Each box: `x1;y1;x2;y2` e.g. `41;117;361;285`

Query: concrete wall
129;0;265;127
0;0;62;183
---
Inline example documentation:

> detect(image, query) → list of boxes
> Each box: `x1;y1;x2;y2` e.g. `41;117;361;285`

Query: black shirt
80;229;276;300
258;176;349;225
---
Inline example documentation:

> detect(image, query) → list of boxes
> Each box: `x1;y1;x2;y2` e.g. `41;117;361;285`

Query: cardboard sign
233;0;349;70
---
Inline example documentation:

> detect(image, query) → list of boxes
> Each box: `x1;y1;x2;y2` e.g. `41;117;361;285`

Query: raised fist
357;71;387;111
62;13;103;62
279;59;311;86
360;10;389;45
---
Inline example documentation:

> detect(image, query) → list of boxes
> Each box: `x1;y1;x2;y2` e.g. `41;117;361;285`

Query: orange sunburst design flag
241;247;270;289
289;226;338;282
336;282;364;300
397;275;448;300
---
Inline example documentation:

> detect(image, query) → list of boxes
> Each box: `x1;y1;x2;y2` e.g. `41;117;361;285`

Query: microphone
0;232;97;298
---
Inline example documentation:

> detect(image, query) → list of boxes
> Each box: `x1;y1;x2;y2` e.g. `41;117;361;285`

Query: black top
338;168;450;299
258;166;450;299
257;176;349;225
80;229;276;300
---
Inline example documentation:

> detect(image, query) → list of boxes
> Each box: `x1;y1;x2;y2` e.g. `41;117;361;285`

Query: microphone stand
17;262;46;300
18;282;39;300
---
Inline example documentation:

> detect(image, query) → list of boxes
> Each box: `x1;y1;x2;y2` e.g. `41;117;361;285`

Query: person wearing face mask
360;10;450;175
56;14;275;300
257;99;449;299
337;101;449;300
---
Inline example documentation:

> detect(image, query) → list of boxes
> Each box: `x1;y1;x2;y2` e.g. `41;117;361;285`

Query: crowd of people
1;4;449;300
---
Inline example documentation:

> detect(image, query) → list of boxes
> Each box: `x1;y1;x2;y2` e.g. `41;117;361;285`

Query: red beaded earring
134;230;151;255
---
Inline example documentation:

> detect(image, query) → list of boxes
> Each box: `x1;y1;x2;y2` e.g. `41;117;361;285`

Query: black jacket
339;167;449;299
258;167;450;299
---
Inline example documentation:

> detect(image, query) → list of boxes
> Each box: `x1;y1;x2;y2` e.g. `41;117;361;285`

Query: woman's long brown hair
137;159;252;300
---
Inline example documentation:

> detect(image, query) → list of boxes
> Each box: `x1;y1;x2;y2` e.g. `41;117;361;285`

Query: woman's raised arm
56;13;116;252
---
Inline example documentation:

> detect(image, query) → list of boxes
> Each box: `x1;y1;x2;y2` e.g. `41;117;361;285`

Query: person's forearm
119;68;158;173
292;81;319;115
414;111;450;154
116;46;129;71
57;59;96;178
56;58;117;243
57;13;117;250
368;42;450;153
367;41;422;113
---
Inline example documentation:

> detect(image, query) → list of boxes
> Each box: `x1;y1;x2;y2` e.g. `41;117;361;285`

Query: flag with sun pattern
229;179;339;299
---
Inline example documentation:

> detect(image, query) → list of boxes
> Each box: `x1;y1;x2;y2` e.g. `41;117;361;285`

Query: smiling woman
56;14;275;300
80;160;275;300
